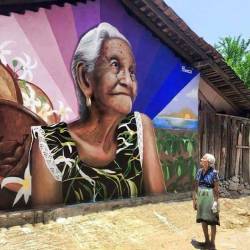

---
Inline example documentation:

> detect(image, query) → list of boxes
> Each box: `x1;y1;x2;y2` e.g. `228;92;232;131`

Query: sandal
209;242;216;250
197;241;211;248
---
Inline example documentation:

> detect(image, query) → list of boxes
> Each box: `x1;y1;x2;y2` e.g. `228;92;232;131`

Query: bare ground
0;196;250;250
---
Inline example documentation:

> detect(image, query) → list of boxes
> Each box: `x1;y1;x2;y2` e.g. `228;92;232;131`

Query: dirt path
0;196;250;250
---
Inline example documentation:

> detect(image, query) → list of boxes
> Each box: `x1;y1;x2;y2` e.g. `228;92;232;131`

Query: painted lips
111;92;131;96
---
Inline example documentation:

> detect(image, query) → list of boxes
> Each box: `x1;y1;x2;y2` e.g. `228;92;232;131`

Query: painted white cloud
185;88;198;99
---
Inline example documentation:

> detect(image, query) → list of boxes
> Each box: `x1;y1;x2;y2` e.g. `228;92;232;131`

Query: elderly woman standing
31;22;165;206
193;153;220;250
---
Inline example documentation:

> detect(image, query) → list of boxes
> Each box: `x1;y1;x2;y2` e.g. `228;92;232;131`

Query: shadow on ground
191;239;216;250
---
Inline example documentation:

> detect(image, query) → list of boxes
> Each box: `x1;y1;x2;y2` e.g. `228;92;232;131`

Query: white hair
203;153;216;167
71;22;130;120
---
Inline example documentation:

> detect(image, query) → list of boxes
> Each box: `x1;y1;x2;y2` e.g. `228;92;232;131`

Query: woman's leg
211;225;216;246
202;222;210;243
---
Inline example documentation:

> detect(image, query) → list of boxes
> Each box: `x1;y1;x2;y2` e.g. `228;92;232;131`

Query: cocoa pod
0;157;17;165
0;164;13;176
0;141;19;157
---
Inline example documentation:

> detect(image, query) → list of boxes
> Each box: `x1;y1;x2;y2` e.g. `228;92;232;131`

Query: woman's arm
192;181;198;210
141;113;166;194
31;139;62;207
213;181;219;202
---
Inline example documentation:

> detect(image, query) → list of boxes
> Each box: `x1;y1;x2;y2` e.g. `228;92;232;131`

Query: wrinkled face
91;38;137;116
200;155;209;169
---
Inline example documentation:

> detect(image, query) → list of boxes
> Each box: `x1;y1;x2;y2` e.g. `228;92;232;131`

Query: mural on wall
154;75;199;192
0;0;198;210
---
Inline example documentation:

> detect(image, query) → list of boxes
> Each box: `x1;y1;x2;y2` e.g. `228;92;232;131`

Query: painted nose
118;69;133;87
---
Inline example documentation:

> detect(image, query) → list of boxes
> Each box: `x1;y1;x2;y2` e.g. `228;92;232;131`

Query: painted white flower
14;52;37;81
0;41;13;65
54;101;72;121
54;155;75;169
61;141;74;153
75;163;96;186
54;154;75;177
37;103;54;123
1;166;31;207
116;137;133;154
99;169;116;174
22;85;41;113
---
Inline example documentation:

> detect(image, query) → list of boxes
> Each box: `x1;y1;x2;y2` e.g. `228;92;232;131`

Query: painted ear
76;63;93;97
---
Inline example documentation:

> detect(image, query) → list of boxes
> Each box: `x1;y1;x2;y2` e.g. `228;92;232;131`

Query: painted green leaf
187;141;193;156
172;141;177;154
169;144;173;153
100;182;108;199
79;188;84;200
166;166;170;180
38;96;47;105
127;179;138;197
74;190;81;201
18;80;26;88
192;165;197;179
163;164;170;180
176;141;181;154
177;165;182;176
183;139;188;144
12;59;18;67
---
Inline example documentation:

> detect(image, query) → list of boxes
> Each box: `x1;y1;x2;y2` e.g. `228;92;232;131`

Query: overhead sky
164;0;250;46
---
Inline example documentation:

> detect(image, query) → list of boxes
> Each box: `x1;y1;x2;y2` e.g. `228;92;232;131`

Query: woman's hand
193;200;197;210
192;183;198;211
192;190;197;210
213;181;219;202
211;201;219;213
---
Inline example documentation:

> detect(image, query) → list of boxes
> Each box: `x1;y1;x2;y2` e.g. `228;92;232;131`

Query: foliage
156;129;198;191
215;35;250;88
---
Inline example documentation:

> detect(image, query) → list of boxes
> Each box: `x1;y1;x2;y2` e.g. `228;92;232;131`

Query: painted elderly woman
31;22;165;206
193;153;220;250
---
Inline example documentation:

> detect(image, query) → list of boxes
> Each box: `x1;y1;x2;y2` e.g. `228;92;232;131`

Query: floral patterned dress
32;112;144;204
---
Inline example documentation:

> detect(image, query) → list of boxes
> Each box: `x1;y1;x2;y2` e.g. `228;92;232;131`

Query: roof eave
122;0;250;113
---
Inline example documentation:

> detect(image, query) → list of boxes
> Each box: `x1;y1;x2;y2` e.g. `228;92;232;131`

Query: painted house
0;0;250;211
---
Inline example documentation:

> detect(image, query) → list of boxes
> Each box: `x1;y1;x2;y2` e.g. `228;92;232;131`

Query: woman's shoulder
135;112;150;121
133;112;153;127
197;167;203;173
210;167;219;175
124;112;154;136
212;168;220;181
195;167;202;177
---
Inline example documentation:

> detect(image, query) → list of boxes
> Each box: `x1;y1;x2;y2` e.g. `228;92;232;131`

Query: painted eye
130;71;136;81
110;59;120;72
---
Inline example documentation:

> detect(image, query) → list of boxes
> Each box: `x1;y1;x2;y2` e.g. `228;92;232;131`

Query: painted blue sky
164;0;250;46
157;74;199;118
